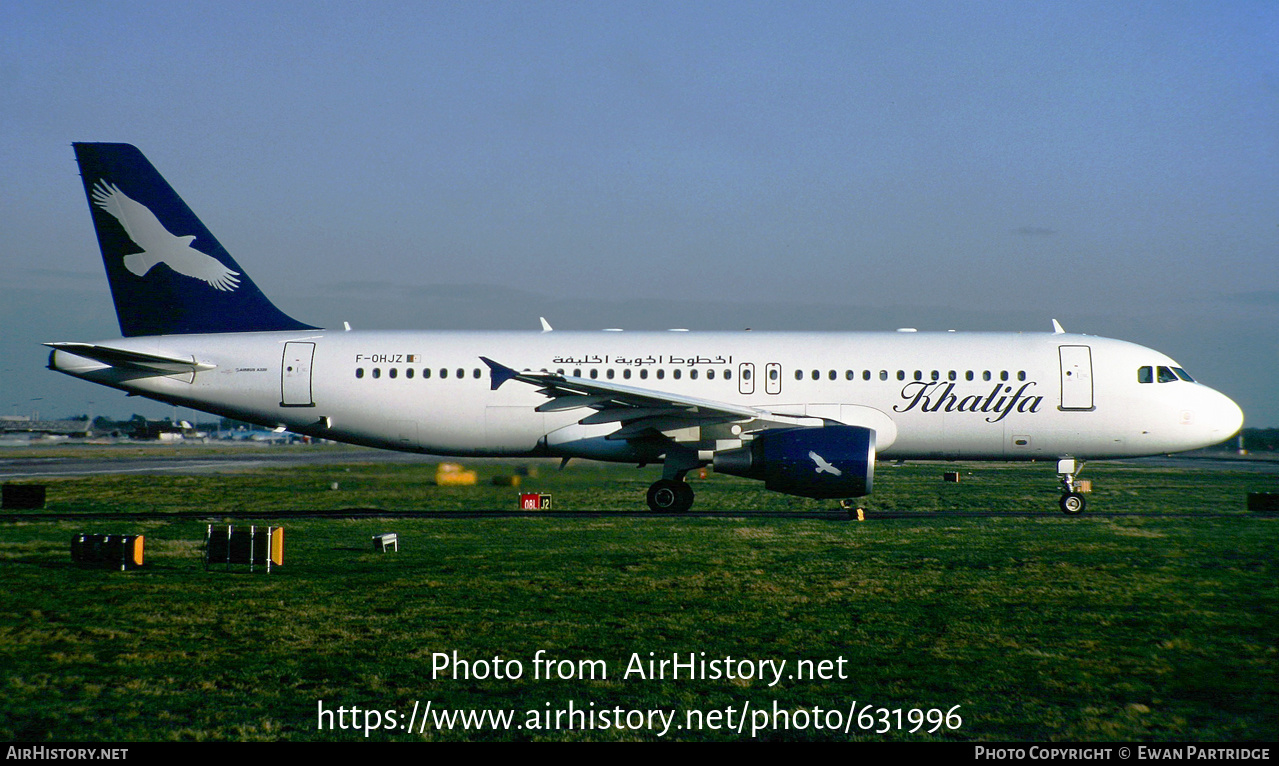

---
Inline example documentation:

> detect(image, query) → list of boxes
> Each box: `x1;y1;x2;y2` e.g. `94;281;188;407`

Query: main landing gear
1057;458;1086;515
647;478;695;513
646;447;698;513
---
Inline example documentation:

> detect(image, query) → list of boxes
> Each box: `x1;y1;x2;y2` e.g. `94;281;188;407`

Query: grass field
0;450;1275;741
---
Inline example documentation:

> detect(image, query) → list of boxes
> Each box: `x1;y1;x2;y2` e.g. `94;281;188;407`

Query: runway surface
0;446;438;480
3;444;1277;481
2;443;1274;522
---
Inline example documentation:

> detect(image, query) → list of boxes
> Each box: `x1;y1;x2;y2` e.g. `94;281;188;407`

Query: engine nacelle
712;425;875;499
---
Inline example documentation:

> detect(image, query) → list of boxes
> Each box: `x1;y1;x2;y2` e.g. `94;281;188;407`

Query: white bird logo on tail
90;180;241;292
808;451;842;476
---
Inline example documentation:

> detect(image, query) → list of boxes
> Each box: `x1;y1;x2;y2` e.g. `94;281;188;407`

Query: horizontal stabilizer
45;342;215;374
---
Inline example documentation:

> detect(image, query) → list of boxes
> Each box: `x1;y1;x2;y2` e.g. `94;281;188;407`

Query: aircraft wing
481;357;809;440
45;342;216;374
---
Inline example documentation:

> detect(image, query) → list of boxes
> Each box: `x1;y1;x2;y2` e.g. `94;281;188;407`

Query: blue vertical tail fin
73;142;318;337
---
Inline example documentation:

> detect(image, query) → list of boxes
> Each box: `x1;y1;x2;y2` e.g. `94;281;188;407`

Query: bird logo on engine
808;451;842;476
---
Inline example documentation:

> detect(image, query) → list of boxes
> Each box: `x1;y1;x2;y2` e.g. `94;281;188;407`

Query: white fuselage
49;328;1244;464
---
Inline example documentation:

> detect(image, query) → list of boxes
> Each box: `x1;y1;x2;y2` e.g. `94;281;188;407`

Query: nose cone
1197;387;1245;446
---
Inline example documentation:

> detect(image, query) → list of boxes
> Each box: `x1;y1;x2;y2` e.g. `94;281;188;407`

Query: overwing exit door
765;363;782;395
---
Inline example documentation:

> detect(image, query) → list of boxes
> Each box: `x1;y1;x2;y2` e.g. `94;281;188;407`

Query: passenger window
930;370;939;381
406;368;414;379
966;371;974;381
473;369;481;379
913;370;922;381
389;368;398;379
355;368;364;379
846;370;855;381
707;370;715;380
673;369;681;380
373;368;381;379
724;369;732;380
623;369;632;379
811;370;819;380
690;369;698;380
440;369;447;379
640;369;648;380
948;371;956;381
770;368;780;381
606;369;615;380
983;371;992;381
897;370;905;381
1018;371;1026;381
795;370;803;381
1157;366;1178;383
423;368;431;379
590;369;598;379
456;368;464;379
657;369;665;380
880;370;888;381
740;369;749;380
1000;371;1009;382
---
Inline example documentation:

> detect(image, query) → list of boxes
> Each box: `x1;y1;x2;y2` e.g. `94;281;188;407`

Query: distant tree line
1236;428;1279;452
1194;427;1277;452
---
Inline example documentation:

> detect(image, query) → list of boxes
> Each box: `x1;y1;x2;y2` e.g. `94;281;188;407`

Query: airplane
47;143;1245;514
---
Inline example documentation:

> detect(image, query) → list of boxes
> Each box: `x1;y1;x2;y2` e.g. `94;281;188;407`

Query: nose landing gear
1059;491;1086;514
1057;458;1086;515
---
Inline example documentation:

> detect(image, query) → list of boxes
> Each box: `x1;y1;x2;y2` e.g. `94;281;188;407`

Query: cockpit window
1157;366;1179;383
1138;366;1153;384
1173;367;1195;382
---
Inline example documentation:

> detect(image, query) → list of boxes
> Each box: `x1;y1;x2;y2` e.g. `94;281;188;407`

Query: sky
2;1;1276;426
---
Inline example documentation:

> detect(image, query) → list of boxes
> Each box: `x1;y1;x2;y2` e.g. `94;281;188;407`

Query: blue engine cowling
712;425;876;498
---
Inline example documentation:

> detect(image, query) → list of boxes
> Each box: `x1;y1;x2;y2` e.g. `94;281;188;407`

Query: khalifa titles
893;379;1043;423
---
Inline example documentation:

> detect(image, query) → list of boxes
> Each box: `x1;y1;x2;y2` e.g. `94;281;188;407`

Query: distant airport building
0;415;91;437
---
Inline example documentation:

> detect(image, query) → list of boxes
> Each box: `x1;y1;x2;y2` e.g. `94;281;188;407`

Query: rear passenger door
281;342;315;407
